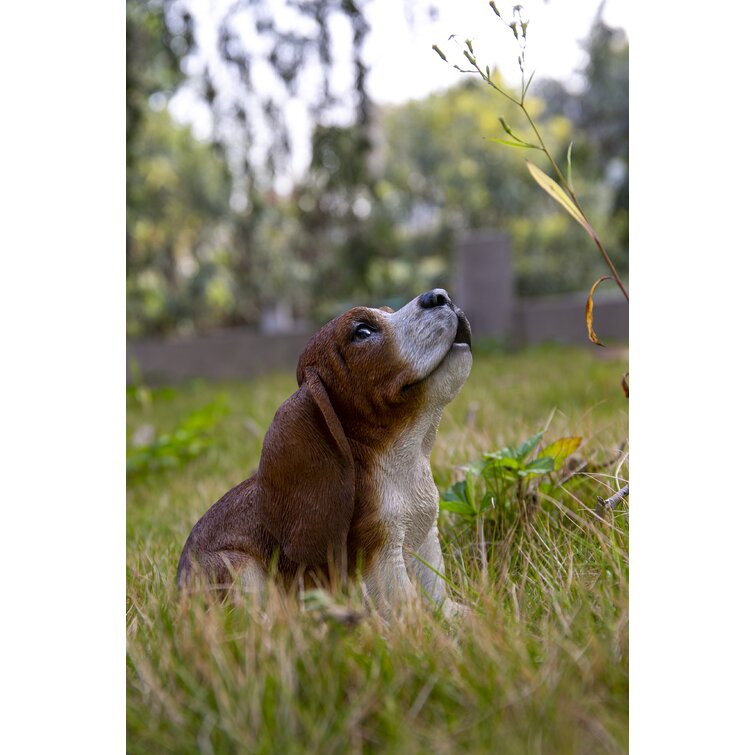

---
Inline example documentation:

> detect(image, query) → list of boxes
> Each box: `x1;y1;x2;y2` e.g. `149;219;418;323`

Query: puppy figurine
177;289;472;618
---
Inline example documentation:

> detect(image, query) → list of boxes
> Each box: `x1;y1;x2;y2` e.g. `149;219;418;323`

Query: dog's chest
373;442;439;550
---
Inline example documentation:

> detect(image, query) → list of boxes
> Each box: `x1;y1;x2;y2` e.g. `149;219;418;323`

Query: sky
364;0;629;104
169;0;629;192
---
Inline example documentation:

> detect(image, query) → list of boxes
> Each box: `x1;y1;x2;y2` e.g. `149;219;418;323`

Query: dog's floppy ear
256;368;355;566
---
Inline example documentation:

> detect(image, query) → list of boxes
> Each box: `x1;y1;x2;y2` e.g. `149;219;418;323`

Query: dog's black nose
418;289;451;309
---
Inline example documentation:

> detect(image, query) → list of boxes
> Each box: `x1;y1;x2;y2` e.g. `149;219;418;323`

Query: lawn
127;344;629;754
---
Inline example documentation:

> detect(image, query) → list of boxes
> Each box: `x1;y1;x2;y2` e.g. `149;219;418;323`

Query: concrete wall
455;231;515;338
513;292;628;347
127;231;627;384
128;328;311;384
455;231;628;347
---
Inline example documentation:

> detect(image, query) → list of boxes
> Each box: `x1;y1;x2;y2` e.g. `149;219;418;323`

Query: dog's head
296;288;472;428
257;290;472;566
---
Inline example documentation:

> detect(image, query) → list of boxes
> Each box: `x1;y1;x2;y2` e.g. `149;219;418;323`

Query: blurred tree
196;0;375;323
126;0;191;179
381;76;564;228
377;73;621;297
293;121;461;318
127;0;376;335
535;9;629;266
295;124;386;314
126;1;628;336
577;14;628;258
576;16;629;177
127;106;232;336
171;0;372;189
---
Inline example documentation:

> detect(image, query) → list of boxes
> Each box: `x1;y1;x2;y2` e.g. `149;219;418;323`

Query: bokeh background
126;0;628;347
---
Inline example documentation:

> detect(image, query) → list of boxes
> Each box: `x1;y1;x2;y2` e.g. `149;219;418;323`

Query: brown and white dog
177;289;472;618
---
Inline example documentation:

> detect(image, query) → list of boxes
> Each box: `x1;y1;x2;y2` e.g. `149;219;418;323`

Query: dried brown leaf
586;276;612;347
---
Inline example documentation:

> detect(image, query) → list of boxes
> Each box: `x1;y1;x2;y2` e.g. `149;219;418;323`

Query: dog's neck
371;405;445;484
366;405;443;552
419;405;445;458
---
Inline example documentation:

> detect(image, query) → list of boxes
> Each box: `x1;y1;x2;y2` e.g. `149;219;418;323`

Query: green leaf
126;397;229;478
440;480;476;516
525;161;596;240
444;477;475;505
515;431;544;461
520;456;555;477
487;137;538;150
440;480;466;503
462;458;486;476
489;456;521;470
566;141;574;190
540;436;582;471
483;446;516;461
439;497;477;516
498;116;513;135
482;457;521;482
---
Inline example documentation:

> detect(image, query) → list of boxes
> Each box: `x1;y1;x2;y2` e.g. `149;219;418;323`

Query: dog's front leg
362;543;418;619
407;524;468;619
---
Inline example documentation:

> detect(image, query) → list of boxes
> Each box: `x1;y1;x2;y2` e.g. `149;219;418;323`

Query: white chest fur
374;448;438;551
373;407;443;551
361;408;454;616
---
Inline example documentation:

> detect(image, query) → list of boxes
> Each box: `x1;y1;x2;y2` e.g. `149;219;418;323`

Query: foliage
127;107;234;336
127;0;373;183
127;347;628;752
126;2;629;338
193;0;372;185
279;55;629;315
434;2;629;342
126;0;375;335
127;395;229;479
379;75;623;298
440;429;581;520
126;0;189;174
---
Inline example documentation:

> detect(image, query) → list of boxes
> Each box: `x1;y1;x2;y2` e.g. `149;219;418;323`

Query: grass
127;344;629;754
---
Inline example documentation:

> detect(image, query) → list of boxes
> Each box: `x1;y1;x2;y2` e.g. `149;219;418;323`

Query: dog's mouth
453;312;472;347
397;307;472;396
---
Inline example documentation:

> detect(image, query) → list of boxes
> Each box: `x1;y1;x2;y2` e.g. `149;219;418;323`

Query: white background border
2;1;753;752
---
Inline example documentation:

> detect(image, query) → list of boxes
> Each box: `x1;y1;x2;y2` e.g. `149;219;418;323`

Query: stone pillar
454;230;515;340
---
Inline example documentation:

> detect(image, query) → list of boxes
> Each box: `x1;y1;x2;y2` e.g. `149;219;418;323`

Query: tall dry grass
127;345;628;753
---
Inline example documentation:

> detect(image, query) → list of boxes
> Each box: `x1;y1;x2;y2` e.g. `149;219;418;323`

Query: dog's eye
353;323;377;341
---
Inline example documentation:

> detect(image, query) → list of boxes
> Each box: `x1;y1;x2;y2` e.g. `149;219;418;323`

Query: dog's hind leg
177;548;267;601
